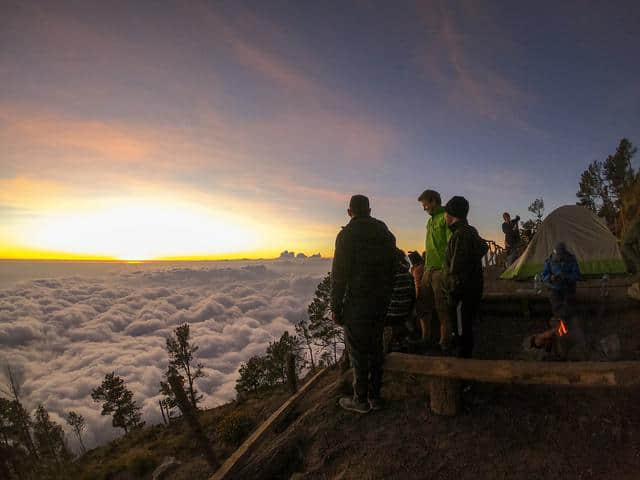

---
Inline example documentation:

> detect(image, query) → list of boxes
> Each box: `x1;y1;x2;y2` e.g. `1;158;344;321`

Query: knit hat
444;196;469;219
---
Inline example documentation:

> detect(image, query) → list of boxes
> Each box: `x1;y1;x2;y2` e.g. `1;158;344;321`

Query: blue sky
1;0;639;258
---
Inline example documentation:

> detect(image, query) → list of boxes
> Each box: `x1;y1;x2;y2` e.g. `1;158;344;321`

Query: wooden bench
384;352;640;416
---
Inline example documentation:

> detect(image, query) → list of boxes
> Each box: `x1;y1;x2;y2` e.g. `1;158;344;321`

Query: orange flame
556;319;568;337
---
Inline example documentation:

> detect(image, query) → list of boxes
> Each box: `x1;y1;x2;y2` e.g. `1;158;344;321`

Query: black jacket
502;217;520;249
443;219;488;304
330;215;396;318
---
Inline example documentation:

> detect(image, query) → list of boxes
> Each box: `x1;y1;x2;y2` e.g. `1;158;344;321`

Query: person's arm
330;230;350;321
540;259;552;283
446;233;473;302
565;258;581;283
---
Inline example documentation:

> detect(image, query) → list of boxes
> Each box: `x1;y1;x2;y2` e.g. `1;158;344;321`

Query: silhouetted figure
443;196;488;358
502;212;521;266
331;195;396;413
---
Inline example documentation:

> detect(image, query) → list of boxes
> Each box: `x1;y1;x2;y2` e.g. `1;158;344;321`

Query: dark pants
344;312;385;403
450;297;480;358
550;287;576;319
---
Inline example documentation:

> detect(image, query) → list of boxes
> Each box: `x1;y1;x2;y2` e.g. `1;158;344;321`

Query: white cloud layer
0;259;330;451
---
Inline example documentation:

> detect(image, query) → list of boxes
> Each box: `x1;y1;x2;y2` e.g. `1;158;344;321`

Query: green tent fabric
500;205;627;280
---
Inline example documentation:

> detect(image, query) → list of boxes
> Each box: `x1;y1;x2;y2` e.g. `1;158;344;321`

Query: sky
1;0;639;260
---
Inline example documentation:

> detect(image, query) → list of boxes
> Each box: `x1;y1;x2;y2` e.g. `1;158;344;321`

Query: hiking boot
338;396;370;414
369;398;384;411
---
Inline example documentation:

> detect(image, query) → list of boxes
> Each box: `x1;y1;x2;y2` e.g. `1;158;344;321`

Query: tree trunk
159;400;168;426
429;378;460;416
286;353;297;394
168;373;218;469
306;342;315;370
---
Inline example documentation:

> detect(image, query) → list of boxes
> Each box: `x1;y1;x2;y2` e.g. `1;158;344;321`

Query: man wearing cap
416;189;452;351
442;196;488;358
331;195;397;413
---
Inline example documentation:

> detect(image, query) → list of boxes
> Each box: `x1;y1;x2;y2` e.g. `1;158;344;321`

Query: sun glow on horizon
9;198;269;261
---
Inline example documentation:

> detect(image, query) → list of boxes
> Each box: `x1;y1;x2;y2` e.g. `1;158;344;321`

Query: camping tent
501;205;627;280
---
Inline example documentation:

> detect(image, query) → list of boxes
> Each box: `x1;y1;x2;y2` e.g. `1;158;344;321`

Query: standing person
442;197;488;358
416;190;452;351
384;249;417;352
407;251;424;297
502;212;521;267
331;195;396;413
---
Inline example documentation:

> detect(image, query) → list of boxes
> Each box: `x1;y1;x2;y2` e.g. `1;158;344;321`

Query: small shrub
128;453;158;476
216;412;256;446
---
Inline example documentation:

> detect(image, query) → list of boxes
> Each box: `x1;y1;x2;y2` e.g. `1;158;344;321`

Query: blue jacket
541;251;581;290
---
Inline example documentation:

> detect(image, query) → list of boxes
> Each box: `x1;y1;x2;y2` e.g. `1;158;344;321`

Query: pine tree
33;405;70;465
577;138;637;234
308;273;344;365
294;315;316;370
164;323;205;410
65;411;87;455
235;355;270;396
264;331;303;386
91;372;144;434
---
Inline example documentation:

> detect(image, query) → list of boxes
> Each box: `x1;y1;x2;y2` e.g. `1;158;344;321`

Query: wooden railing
483;239;505;268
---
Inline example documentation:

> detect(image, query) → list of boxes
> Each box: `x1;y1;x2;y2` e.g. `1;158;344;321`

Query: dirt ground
229;366;640;480
230;273;640;480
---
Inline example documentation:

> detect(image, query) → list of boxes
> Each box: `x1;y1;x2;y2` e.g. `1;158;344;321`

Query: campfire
530;317;570;352
556;319;568;337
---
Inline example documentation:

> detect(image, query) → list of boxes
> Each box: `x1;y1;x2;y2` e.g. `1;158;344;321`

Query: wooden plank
384;353;640;387
210;367;328;480
430;378;460;416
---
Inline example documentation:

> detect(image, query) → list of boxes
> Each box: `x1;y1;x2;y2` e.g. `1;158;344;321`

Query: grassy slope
73;388;290;480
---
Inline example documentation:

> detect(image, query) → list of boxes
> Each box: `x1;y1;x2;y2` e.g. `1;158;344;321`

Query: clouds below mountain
0;259;329;450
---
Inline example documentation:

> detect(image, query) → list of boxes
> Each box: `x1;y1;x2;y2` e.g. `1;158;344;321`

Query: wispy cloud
415;0;536;129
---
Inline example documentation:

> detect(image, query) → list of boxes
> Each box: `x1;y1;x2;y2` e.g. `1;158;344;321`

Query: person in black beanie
442;196;488;358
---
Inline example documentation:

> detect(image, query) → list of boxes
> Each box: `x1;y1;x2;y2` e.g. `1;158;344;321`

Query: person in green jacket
416;189;452;351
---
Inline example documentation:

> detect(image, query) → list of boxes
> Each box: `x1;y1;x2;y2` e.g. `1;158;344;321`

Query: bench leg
430;378;461;416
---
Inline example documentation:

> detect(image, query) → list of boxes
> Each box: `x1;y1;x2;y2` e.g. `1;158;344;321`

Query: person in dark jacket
540;242;581;318
384;249;417;352
331;194;396;413
443;197;489;358
502;212;521;267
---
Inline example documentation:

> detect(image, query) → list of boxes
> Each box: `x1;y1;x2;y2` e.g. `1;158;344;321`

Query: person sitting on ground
442;196;488;358
384;249;417;352
540;242;581;319
331;194;396;414
502;212;521;267
529;243;581;352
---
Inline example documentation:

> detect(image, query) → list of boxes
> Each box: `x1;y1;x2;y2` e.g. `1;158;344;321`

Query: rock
152;456;181;480
600;334;621;360
628;282;640;301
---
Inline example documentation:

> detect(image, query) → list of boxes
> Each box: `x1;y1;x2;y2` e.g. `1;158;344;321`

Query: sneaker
338;396;370;414
369;398;384;411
